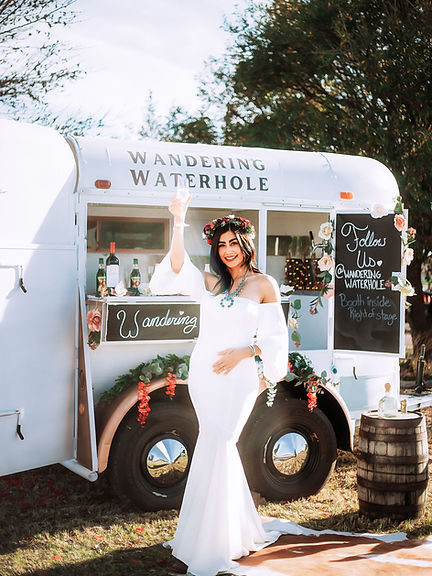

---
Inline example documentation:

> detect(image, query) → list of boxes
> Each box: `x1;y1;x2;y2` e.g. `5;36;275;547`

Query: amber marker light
340;191;354;200
95;179;111;189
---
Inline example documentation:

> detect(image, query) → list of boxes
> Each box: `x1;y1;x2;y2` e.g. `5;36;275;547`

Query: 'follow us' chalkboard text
334;213;401;354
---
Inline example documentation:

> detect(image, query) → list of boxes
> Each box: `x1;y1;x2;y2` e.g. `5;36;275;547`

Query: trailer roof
70;136;398;208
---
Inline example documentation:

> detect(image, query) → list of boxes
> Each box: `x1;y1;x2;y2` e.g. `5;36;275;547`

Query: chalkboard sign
334;213;401;354
105;303;200;342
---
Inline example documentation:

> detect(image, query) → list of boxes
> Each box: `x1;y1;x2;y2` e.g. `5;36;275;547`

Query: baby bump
188;352;259;440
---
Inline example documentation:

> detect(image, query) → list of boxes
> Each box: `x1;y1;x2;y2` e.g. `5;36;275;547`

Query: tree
138;93;218;144
160;106;218;144
137;92;163;140
202;0;432;364
0;1;106;136
0;0;82;112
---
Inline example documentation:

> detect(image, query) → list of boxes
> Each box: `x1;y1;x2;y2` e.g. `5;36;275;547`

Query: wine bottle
96;258;106;297
378;382;398;418
129;258;141;294
106;241;120;293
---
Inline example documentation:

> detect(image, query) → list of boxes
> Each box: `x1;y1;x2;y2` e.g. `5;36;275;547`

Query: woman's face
217;229;244;269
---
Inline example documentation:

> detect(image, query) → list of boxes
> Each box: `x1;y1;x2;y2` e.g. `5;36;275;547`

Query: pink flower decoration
394;214;407;232
318;253;334;272
87;309;102;332
324;284;334;299
402;247;414;266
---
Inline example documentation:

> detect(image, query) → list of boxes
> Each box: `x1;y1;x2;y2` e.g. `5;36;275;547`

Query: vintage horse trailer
1;119;430;510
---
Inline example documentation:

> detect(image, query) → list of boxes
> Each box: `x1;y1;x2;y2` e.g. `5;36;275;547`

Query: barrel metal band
359;429;426;443
357;475;428;492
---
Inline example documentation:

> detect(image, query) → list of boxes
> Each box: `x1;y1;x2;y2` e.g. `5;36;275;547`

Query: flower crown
202;215;256;245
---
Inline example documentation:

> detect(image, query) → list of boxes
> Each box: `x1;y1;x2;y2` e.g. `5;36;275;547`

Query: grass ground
1;407;431;576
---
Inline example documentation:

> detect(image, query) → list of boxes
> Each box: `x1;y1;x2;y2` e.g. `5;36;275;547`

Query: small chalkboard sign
334;213;401;354
105;302;200;342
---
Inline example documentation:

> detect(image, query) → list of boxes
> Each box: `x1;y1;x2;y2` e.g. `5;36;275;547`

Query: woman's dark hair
210;223;261;293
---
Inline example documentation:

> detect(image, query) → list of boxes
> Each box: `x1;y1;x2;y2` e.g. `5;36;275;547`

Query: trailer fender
280;381;353;451
96;378;187;473
315;384;353;451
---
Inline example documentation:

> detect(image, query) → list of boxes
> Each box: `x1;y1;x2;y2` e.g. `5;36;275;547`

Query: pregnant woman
149;192;288;576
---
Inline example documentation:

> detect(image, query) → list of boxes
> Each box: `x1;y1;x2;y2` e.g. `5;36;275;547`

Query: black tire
108;398;198;511
240;396;337;501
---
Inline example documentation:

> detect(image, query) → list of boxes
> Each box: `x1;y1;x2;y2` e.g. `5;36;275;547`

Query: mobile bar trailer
1;119;430;510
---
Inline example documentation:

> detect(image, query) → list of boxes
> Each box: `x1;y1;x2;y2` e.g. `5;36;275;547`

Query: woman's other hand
213;347;252;375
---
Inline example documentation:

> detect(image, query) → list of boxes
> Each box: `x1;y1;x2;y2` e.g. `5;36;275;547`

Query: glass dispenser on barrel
378;382;398;417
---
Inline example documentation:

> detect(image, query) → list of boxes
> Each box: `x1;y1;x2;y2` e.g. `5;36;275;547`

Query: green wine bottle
129;258;141;294
96;258;106;297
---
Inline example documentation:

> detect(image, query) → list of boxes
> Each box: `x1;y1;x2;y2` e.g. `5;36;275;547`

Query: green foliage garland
99;354;190;406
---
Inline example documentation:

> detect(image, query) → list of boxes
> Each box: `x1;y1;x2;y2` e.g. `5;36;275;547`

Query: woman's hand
213;347;251;375
169;190;191;225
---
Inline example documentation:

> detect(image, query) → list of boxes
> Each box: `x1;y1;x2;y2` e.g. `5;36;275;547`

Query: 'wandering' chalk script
105;303;200;342
116;308;197;338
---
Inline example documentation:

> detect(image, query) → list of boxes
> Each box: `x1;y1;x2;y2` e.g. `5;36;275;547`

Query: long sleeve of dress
149;251;207;302
256;302;289;383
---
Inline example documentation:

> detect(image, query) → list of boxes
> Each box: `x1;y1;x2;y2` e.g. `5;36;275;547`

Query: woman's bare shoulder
203;271;219;292
251;273;281;303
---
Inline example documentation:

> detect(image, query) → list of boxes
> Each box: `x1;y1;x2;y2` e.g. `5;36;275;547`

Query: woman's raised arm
169;192;191;273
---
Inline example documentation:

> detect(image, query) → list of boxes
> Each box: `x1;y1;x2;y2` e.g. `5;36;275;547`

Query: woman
149;192;288;576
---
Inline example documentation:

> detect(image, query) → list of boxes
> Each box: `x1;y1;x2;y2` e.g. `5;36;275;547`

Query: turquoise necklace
220;271;248;308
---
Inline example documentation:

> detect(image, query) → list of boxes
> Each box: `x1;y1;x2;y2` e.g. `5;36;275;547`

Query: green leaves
99;354;191;405
292;298;302;310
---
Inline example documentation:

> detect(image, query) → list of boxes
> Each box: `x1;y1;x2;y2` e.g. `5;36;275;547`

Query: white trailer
1;119;430;510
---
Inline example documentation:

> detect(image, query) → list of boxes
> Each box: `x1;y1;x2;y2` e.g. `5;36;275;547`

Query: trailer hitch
0;409;25;440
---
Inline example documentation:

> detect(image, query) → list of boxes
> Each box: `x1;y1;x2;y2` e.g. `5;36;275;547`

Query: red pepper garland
284;352;327;411
136;374;177;426
165;372;177;399
137;380;151;426
305;375;319;411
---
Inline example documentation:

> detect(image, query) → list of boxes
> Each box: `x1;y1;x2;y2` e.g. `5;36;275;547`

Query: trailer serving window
266;210;330;351
87;217;169;253
85;204;259;295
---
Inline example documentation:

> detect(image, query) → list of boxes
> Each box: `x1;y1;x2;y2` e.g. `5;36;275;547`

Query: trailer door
0;120;77;476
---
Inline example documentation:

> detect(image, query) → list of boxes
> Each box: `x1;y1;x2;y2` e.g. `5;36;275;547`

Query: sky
49;0;248;137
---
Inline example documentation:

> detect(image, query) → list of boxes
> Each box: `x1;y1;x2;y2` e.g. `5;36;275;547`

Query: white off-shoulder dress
150;253;288;576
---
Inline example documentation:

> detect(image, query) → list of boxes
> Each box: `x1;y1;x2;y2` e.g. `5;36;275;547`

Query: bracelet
248;344;256;357
174;222;185;228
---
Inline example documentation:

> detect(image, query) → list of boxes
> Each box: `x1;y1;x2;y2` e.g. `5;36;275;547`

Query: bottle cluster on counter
95;242;148;297
284;257;323;290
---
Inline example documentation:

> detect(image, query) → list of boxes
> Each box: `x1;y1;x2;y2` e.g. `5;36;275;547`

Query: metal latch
0;265;27;294
0;409;25;440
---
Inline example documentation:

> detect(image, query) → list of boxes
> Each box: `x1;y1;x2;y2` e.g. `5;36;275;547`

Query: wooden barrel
357;411;429;520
